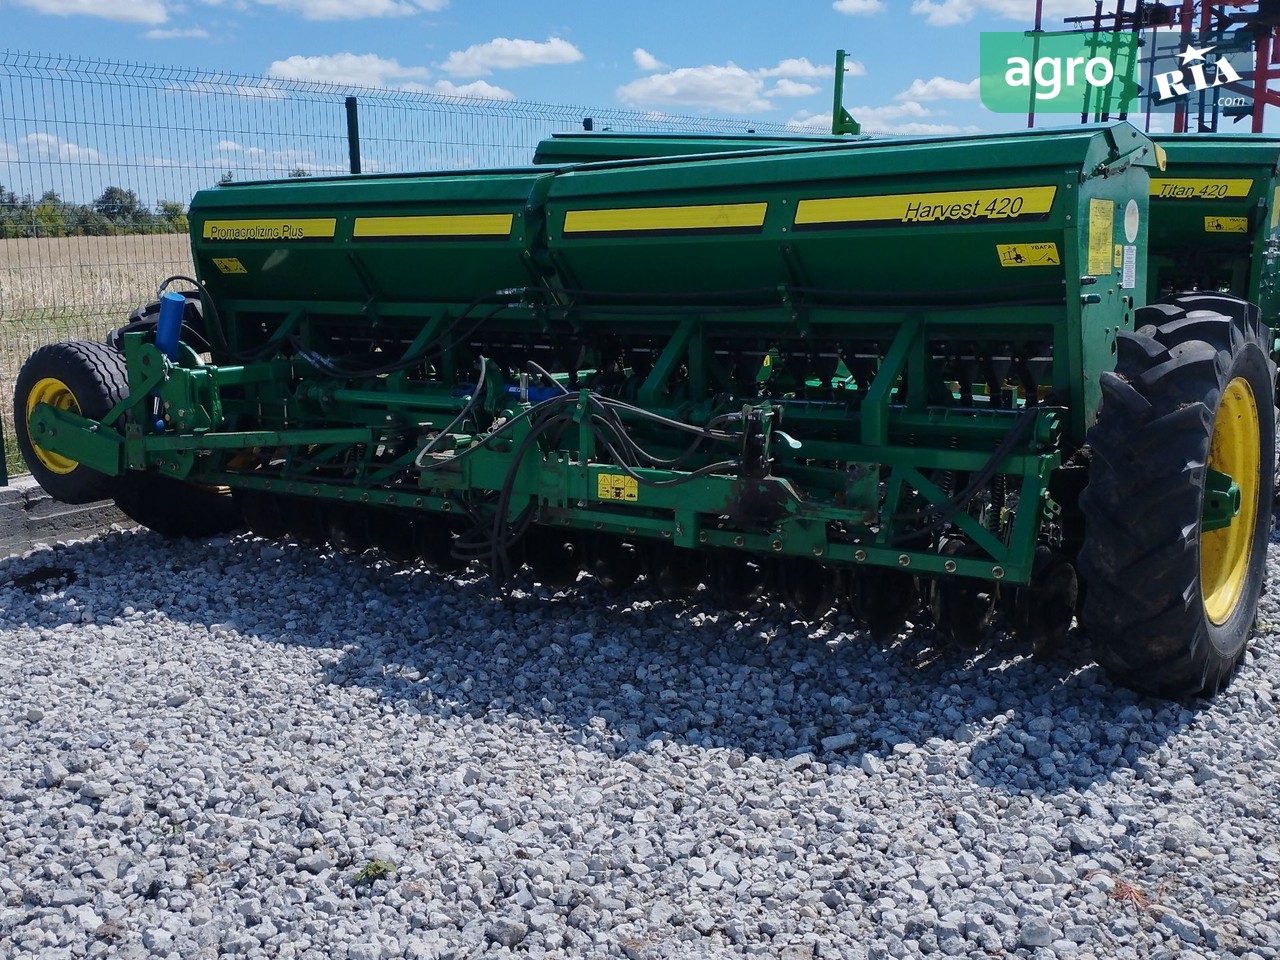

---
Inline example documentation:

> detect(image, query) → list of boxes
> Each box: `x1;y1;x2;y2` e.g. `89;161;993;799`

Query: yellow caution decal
1205;216;1249;234
1149;179;1254;200
1113;244;1124;269
212;257;248;275
794;186;1056;228
563;203;767;236
597;473;639;502
353;214;514;239
1087;199;1114;276
203;219;336;241
997;243;1060;268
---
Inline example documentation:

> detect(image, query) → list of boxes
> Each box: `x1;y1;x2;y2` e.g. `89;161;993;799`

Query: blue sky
0;0;1138;136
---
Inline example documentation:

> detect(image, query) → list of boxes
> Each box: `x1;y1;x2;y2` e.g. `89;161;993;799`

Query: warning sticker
212;257;248;274
996;242;1060;267
1205;216;1249;234
1122;245;1137;290
1113;244;1123;269
1088;199;1114;276
597;473;638;502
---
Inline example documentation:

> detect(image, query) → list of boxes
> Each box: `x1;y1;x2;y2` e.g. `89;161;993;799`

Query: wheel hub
25;377;81;475
1201;376;1260;626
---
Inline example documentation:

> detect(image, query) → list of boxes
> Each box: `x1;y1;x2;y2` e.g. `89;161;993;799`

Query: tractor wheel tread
1080;295;1276;698
12;340;129;504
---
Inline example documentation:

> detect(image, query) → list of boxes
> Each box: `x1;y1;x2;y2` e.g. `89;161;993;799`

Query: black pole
345;96;361;175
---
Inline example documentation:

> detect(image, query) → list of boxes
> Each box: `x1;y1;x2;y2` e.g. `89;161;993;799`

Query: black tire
113;473;242;539
12;340;128;504
1080;294;1277;698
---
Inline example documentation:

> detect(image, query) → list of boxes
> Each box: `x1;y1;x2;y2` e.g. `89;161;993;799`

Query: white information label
1122;245;1137;290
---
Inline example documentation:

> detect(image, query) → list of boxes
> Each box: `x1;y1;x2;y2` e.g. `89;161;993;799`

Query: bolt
443;502;452;512
944;559;957;574
699;532;709;543
662;530;671;539
734;535;745;547
992;566;1005;580
337;490;345;500
772;539;783;552
898;554;911;567
855;549;867;562
360;493;369;502
813;546;824;557
414;498;422;507
626;527;636;534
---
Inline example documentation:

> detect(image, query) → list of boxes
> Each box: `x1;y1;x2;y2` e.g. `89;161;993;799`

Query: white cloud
617;64;771;114
896;76;980;100
633;48;667;71
769;79;819;98
144;26;210;39
833;0;885;14
0;141;18;163
215;140;243;152
791;100;981;135
21;132;102;163
441;37;584;78
14;0;168;24
430;79;515;100
617;56;838;113
758;57;841;79
267;53;430;88
911;0;1099;26
252;0;446;19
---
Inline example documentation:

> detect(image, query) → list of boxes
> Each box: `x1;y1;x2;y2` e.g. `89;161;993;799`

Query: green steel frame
30;121;1257;591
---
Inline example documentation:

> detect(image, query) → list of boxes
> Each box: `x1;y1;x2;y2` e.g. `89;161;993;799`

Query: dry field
0;233;193;479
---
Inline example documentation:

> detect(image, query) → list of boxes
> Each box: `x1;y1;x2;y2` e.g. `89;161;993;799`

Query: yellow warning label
1205;216;1249;234
794;186;1056;227
212;257;248;274
1273;187;1280;230
1149;178;1254;200
1113;244;1123;269
597;473;638;502
202;219;336;241
353;214;514;239
1088;199;1114;276
564;203;767;235
996;243;1060;268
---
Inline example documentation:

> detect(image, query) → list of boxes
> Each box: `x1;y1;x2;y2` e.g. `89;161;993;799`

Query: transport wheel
113;473;242;539
12;341;128;504
1079;294;1277;698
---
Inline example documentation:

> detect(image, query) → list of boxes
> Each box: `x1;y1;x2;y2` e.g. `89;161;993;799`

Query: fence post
345;96;361;175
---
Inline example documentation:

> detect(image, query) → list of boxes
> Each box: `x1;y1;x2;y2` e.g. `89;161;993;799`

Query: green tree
93;185;144;226
157;199;189;234
33;190;67;238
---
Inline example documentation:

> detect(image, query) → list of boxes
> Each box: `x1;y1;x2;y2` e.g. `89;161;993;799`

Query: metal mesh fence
0;51;794;478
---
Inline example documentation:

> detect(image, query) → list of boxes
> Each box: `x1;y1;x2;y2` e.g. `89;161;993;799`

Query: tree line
0;185;189;239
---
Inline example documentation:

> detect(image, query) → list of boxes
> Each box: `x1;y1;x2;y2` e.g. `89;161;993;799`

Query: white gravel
2;526;1279;960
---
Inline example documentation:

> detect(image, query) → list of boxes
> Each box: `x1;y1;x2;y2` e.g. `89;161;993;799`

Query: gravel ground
1;526;1279;960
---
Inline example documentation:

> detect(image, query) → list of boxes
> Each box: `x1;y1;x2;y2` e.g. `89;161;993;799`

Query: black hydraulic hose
887;407;1040;546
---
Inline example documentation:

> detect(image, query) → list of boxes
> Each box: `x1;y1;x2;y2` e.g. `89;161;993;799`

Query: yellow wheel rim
1201;376;1261;625
24;377;81;476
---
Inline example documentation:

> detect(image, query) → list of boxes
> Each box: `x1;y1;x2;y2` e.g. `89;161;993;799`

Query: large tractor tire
113;473;242;539
12;340;128;504
1080;294;1277;698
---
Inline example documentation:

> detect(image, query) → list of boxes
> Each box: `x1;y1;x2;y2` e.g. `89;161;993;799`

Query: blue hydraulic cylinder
156;292;185;362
